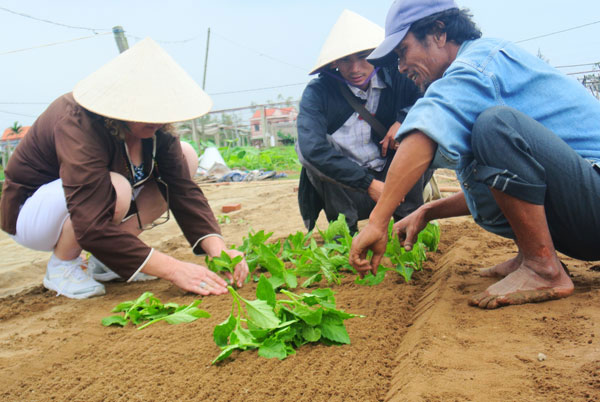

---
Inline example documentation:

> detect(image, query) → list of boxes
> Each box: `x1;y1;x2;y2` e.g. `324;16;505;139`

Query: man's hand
222;248;249;287
380;121;401;157
349;222;388;278
367;179;385;202
393;206;429;251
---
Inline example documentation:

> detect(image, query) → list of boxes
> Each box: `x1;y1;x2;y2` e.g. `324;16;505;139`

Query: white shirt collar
348;71;386;99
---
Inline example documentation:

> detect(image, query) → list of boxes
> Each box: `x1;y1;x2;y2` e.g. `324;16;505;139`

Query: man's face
331;50;374;89
395;32;447;92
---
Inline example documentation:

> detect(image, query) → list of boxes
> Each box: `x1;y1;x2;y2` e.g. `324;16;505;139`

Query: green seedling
101;292;210;330
212;275;362;364
217;214;231;224
206;251;243;276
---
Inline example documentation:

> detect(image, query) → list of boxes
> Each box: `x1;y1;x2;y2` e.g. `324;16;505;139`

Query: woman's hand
199;236;249;287
222;248;249;287
167;260;229;296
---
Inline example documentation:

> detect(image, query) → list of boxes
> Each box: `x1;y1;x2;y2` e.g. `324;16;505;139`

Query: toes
478;295;498;309
468;293;503;309
468;292;488;307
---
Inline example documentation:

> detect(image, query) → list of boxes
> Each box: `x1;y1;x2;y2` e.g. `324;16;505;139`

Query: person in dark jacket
297;10;433;232
1;38;248;299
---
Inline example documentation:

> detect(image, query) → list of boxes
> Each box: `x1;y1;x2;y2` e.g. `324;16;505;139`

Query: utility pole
197;28;211;153
112;26;129;53
202;28;211;90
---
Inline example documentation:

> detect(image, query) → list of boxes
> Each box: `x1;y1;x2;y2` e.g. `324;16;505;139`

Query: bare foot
469;259;574;309
479;254;522;278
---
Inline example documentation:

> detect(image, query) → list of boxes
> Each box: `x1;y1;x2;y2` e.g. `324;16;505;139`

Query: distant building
250;107;298;146
1;125;29;166
1;126;29;152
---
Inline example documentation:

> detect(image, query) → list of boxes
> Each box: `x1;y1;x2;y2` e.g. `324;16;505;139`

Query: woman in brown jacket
0;38;248;299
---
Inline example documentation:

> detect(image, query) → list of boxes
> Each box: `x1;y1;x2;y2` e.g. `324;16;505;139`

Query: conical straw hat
309;10;384;75
73;37;212;123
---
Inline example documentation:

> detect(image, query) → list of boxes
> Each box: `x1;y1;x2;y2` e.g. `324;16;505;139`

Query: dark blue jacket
296;66;421;229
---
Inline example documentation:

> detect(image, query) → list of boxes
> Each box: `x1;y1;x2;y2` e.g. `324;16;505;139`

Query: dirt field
0;177;598;401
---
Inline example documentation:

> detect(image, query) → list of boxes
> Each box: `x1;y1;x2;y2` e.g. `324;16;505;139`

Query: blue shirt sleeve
395;63;499;170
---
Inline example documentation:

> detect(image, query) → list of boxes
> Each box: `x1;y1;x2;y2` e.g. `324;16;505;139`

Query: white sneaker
88;256;121;282
43;256;105;299
88;255;157;282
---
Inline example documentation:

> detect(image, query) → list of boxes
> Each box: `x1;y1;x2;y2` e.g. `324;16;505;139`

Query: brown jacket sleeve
55;107;155;278
153;134;221;255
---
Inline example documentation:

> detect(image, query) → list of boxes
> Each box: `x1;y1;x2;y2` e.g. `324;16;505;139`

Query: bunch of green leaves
256;243;297;289
217;214;231;224
205;250;244;284
101;292;210;330
237;229;279;277
355;220;441;285
317;213;354;255
212;275;362;364
280;230;312;263
294;238;350;287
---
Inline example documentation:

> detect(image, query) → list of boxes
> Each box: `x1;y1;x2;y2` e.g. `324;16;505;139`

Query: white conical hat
73;37;212;123
309;10;384;75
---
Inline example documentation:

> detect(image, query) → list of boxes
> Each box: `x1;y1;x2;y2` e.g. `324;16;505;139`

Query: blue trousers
462;106;600;261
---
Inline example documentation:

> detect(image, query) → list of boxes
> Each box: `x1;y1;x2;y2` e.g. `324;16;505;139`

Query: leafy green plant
10;121;22;135
231;214;440;289
212;275;362;364
217;214;231;224
206;251;244;283
353;221;440;285
218;145;300;172
237;229;276;277
276;131;295;146
101;292;210;330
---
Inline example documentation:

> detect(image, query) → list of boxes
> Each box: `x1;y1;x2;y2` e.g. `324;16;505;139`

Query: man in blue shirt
349;0;600;308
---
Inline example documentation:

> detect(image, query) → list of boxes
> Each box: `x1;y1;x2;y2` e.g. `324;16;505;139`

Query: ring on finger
198;281;208;289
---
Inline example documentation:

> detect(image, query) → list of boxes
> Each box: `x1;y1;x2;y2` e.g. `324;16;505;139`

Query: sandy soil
0;176;598;401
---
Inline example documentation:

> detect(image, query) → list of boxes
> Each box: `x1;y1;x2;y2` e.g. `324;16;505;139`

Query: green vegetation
205;250;243;280
222;213;441;290
101;292;210;330
219;145;300;172
212;277;362;363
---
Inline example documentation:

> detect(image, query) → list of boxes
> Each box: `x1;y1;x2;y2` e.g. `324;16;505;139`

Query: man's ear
433;21;447;47
330;61;339;70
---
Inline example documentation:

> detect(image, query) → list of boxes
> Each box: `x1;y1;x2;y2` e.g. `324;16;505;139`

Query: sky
1;0;599;131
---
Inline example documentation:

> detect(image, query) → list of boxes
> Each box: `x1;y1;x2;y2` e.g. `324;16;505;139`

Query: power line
211;31;308;72
0;102;49;105
555;62;599;69
0;109;38;118
0;6;110;33
209;82;309;96
567;69;600;75
515;19;600;43
0;32;111;56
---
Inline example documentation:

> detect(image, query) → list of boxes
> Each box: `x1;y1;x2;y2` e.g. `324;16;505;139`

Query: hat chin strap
324;67;380;89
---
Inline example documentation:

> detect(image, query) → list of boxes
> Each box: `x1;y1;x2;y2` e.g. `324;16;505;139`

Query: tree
10;121;22;136
536;49;550;64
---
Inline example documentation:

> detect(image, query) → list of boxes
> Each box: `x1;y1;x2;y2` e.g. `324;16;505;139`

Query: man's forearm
369;131;437;228
421;191;470;221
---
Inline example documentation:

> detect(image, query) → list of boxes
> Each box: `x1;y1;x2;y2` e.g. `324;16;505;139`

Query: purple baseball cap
367;0;458;65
